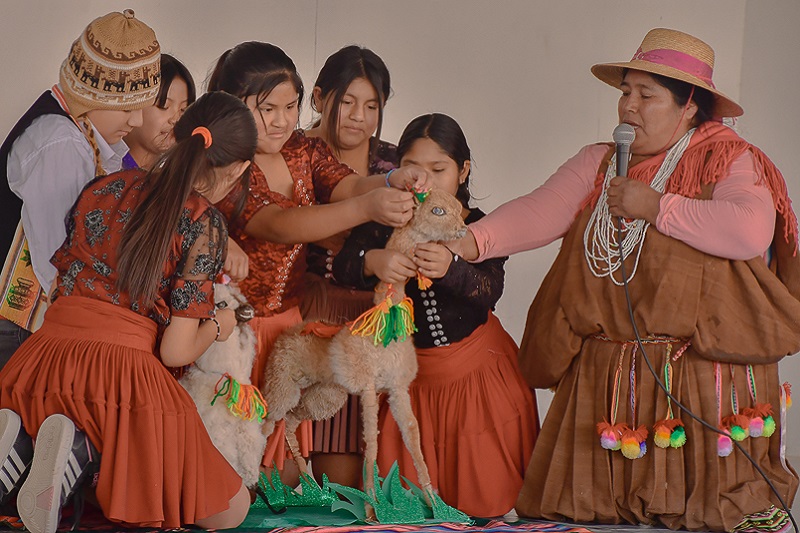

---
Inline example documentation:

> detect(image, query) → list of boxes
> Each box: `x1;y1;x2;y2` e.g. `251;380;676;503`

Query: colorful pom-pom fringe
762;415;776;438
670;425;687;448
653;419;686;449
620;426;647;459
596;421;622;451
721;414;750;442
717;434;733;457
747;416;764;437
742;403;775;438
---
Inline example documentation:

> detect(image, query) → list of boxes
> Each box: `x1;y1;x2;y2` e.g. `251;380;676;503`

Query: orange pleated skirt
0;296;242;528
376;312;540;517
249;307;313;470
301;272;374;454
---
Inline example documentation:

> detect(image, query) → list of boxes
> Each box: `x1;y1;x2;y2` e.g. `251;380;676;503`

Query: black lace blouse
332;208;508;348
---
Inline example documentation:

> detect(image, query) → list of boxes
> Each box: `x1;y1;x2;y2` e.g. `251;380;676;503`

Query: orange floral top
51;169;227;327
217;131;353;316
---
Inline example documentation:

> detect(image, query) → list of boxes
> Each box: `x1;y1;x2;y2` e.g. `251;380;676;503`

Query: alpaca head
389;188;468;251
214;282;255;323
191;282;257;380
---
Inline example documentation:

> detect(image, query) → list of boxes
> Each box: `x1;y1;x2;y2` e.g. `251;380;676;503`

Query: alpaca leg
360;386;379;519
284;415;310;475
387;388;434;502
293;382;348;422
261;378;302;439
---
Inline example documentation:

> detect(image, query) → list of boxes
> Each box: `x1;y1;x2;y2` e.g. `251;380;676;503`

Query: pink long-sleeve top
471;144;776;262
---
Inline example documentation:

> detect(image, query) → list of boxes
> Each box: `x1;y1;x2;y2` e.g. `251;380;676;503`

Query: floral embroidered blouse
50;169;227;327
216;130;353;316
306;138;399;279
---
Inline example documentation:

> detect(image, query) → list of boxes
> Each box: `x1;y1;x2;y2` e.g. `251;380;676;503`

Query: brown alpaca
263;188;467;508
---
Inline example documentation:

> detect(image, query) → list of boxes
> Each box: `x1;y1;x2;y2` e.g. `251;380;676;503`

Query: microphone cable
615;218;798;533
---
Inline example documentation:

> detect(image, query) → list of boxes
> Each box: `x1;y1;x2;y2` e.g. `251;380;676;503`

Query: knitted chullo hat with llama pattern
59;9;161;118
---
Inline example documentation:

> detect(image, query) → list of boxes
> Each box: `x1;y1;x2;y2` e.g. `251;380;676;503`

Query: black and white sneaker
17;414;99;533
0;409;34;505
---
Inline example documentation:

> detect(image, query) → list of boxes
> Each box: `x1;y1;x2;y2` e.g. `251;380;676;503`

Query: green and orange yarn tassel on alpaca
211;373;268;423
349;285;417;347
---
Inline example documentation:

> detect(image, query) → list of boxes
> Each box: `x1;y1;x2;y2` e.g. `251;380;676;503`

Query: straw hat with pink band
590;28;743;119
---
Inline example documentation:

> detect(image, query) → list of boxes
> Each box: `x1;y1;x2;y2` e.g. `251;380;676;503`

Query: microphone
612;123;636;178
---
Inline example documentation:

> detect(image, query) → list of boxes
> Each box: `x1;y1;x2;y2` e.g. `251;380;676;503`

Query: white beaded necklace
584;128;696;285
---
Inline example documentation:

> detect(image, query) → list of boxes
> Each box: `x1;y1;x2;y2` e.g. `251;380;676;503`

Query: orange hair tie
192;126;213;149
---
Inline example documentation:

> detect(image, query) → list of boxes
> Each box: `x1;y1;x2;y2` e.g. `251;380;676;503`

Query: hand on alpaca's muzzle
215;300;255;324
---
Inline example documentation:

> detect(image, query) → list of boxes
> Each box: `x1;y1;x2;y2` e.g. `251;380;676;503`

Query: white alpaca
263;189;468;506
179;283;266;487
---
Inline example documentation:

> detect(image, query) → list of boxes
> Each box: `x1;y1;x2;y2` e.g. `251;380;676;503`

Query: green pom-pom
730;425;748;442
670;426;687;448
762;415;776;438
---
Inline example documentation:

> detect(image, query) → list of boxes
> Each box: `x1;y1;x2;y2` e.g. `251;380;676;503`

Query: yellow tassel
348;295;416;347
349;297;392;345
416;272;433;290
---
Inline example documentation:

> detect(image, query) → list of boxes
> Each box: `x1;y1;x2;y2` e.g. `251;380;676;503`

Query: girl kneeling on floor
0;90;258;533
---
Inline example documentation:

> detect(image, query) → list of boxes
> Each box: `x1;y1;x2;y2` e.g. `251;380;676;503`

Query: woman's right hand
364;249;417;284
443;228;480;262
361;187;415;227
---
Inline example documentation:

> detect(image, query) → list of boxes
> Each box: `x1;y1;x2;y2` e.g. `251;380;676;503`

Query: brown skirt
516;335;798;531
301;272;374;455
376;313;539;517
0;296;242;528
250;308;313;470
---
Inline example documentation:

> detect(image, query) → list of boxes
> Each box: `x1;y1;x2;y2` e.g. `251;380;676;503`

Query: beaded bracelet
384;169;395;188
207;317;221;341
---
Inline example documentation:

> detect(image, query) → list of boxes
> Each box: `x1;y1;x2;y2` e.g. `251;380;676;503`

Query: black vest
1;92;74;258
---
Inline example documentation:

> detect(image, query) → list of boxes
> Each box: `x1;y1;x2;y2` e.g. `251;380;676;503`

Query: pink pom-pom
748;417;764;437
600;430;621;450
717;434;733;457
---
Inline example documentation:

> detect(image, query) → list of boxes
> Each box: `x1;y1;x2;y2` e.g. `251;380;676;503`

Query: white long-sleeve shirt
7;110;127;294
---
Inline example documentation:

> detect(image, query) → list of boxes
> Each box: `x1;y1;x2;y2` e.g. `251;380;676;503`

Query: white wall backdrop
1;0;798;490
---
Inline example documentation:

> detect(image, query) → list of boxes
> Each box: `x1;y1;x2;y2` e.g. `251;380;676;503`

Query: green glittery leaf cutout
403;474;472;523
328;461;472;525
253;469;337;510
329;484;369;520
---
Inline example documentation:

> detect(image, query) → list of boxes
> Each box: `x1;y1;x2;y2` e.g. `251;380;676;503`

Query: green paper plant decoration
254;469;337;511
328;461;472;525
